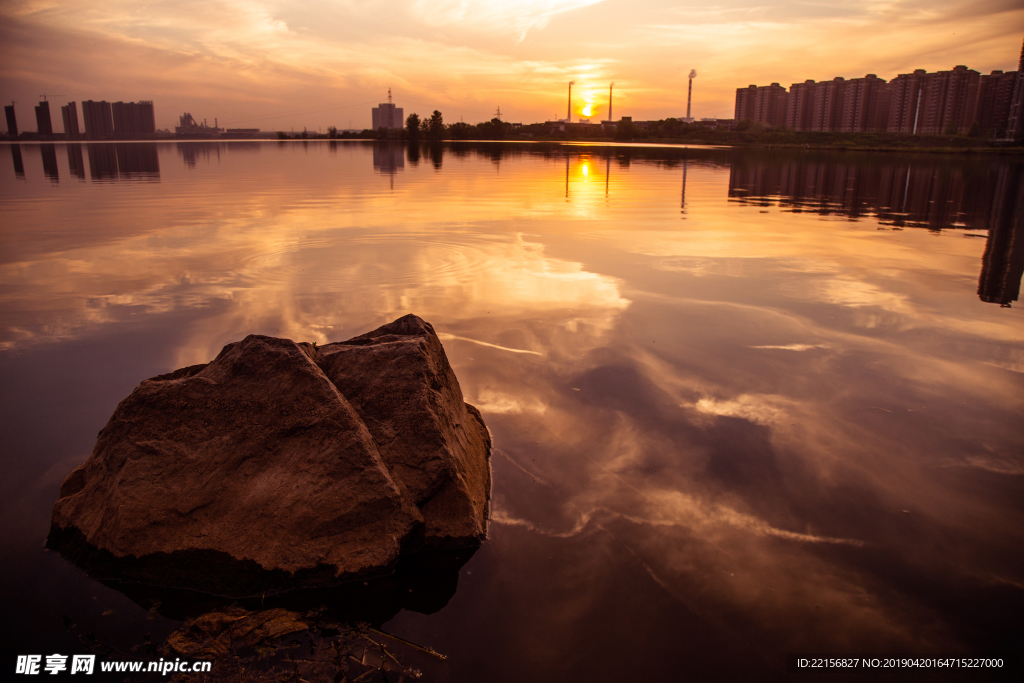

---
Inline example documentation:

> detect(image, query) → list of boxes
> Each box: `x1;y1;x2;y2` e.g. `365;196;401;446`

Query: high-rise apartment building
887;70;928;133
976;71;1018;137
35;101;53;137
81;100;115;140
809;77;846;132
4;104;17;136
735;84;786;125
112;101;156;139
738;34;1020;136
785;81;816;131
61;102;81;140
372;90;404;131
913;66;980;135
734;85;757;121
754;83;788;126
839;74;889;132
1006;36;1024;138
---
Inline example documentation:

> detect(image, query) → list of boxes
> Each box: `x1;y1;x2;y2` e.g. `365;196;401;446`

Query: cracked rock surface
48;315;491;596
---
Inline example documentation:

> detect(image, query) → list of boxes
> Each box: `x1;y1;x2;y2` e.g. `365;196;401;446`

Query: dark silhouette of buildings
83;143;159;180
175;113;222;138
115;143;160;178
35;101;53;137
977;164;1024;306
372;90;403;131
10;145;24;177
88;143;119;179
728;153;1024;306
112;101;156;139
1007;36;1024;138
373;142;404;189
976;71;1018;138
61;102;81;140
5;104;18;136
735;84;788;126
177;141;221;168
82;100;115;140
887;69;926;133
840;74;890;132
737;36;1024;137
40;144;59;181
66;144;85;179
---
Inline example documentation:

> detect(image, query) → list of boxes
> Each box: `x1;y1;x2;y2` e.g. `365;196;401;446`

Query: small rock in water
47;315;491;597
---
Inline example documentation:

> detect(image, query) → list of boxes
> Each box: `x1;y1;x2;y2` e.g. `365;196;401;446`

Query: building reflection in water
116;143;160;180
177;142;221;169
373;142;404;189
85;143;160;182
11;145;24;178
729;154;1024;307
87;144;119;181
40;144;59;183
66;144;85;180
977;164;1024;307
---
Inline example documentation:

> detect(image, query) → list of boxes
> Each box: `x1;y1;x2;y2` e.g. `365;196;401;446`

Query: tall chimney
567;81;575;123
687;69;697;120
609;82;614;122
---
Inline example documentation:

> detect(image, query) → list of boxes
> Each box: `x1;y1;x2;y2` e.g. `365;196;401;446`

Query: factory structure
736;36;1024;138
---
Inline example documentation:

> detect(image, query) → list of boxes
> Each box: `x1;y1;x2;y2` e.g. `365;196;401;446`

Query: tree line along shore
280;112;1024;154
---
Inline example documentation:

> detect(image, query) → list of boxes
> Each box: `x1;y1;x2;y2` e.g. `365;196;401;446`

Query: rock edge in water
47;315;491;597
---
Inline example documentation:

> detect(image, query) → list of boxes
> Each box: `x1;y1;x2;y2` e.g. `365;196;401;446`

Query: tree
405;113;420;140
327;126;338;139
448;121;472;140
428;110;445;140
614;119;636;141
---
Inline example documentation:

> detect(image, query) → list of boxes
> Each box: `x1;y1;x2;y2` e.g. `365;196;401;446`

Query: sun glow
578;87;598;119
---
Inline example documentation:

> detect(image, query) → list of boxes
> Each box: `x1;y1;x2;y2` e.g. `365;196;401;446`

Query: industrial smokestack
609;82;614;122
687;70;697;120
567;81;575;123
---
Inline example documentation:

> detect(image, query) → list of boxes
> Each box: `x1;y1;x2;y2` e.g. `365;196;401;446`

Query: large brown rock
48;315;491;597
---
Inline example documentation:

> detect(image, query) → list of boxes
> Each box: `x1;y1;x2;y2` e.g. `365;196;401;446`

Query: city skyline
1;1;1022;133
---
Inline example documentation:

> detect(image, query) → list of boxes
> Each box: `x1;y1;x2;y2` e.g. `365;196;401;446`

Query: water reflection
86;144;118;180
978;165;1024;307
729;153;1024;307
0;141;1021;680
177;141;221;168
40;144;59;183
10;144;24;177
727;151;1023;232
66;144;85;180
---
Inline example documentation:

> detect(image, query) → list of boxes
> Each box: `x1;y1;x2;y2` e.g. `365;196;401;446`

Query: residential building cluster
4;99;156;140
735;38;1024;138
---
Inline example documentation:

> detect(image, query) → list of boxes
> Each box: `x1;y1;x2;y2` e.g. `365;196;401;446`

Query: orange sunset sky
2;1;1023;132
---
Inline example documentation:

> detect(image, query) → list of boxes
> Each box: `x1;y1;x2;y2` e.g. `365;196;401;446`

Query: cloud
2;0;1021;128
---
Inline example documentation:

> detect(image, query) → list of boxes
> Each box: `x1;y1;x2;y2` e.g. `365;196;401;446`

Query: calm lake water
1;141;1022;681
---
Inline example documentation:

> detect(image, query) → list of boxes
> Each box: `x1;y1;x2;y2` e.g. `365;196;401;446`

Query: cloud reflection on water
0;142;1022;675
